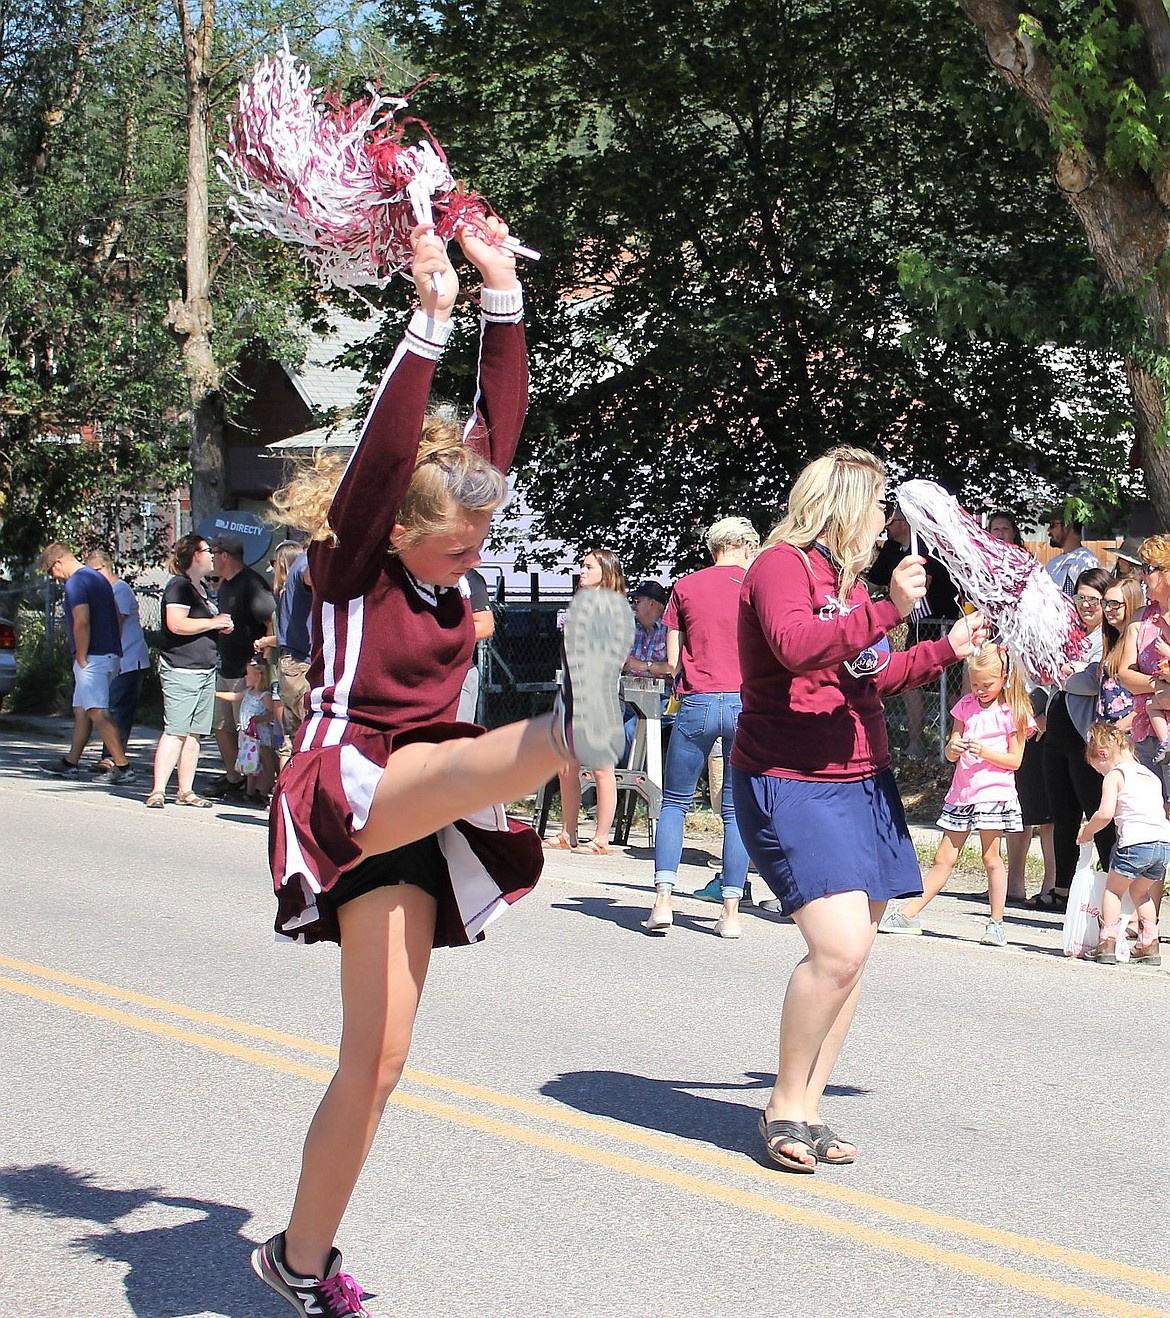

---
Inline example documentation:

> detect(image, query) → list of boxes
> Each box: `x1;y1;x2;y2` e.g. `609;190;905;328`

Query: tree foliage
376;0;1137;575
0;1;382;566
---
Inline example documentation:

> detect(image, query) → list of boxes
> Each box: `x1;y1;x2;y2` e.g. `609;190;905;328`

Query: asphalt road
1;716;1168;1318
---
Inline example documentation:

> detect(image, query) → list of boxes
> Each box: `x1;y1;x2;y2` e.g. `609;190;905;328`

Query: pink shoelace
320;1270;369;1316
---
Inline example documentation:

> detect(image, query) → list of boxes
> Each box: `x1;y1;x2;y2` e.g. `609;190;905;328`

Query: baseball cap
209;533;245;557
630;580;668;606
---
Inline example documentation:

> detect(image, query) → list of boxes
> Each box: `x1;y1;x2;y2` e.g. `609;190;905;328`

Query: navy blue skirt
730;768;923;917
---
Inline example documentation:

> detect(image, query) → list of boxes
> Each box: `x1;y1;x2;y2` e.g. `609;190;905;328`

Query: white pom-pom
896;479;1084;684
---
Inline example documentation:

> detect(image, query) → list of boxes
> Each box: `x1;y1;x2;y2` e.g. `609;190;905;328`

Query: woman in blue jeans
643;516;759;938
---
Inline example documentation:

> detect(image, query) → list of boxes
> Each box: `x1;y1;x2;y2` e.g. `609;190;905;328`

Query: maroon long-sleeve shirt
731;542;959;781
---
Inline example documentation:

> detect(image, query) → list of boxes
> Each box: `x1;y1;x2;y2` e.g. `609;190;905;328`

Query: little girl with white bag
1074;722;1167;965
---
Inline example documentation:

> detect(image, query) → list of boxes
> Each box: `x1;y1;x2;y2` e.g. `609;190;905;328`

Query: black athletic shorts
326;834;445;908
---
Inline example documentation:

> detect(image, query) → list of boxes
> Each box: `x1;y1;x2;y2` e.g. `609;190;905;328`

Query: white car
0;616;16;707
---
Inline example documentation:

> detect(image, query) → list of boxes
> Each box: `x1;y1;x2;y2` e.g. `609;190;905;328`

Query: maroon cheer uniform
270;289;543;946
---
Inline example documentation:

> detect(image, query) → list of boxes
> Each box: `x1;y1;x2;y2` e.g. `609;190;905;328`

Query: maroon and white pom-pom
216;40;539;290
896;479;1085;684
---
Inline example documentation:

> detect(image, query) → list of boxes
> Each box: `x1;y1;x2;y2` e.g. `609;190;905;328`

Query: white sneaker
878;907;922;935
556;590;634;767
980;920;1007;948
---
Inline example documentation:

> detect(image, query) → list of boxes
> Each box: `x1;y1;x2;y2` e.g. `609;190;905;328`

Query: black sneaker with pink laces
250;1233;371;1317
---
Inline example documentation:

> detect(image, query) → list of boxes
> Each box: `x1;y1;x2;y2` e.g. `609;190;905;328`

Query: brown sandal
145;792;165;809
572;838;610;855
176;791;213;808
543;832;576;850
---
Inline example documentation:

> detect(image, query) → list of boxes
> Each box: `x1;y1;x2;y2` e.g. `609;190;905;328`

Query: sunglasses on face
1073;595;1102;607
1141;562;1161;575
1102;599;1126;611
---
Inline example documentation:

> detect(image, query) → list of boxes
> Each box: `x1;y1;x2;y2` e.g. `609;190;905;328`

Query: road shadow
550;893;727;936
540;1070;870;1160
0;1162;284;1317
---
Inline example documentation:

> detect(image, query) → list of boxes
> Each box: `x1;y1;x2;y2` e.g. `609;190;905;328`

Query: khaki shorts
212;674;247;731
278;654;311;740
159;661;217;737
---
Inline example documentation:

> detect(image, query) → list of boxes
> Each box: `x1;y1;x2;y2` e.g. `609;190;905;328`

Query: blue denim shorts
1109;840;1170;882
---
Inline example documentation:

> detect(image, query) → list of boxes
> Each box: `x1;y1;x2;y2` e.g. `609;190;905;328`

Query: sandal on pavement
145;792;165;809
1024;889;1064;912
573;838;610;855
808;1123;856;1165
543;832;575;851
176;791;213;808
758;1115;817;1174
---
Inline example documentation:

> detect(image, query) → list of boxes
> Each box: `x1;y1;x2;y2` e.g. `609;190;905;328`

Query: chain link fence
476;603;954;761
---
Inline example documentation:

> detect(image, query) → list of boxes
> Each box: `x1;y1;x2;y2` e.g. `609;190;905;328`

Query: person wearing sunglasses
1118;538;1170;808
1034;568;1116;911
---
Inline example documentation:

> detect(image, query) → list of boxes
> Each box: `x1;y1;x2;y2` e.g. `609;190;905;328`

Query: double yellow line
0;951;1165;1315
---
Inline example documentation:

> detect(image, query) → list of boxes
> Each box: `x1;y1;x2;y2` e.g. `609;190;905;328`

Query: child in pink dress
881;643;1034;946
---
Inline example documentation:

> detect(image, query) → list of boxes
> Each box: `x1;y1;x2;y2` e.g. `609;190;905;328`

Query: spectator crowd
34;503;1167;964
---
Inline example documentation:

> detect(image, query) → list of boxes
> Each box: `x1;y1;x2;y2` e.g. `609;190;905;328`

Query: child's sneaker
980;919;1007;948
1155;739;1170;767
552;590;634;767
250;1233;370;1316
878;906;922;935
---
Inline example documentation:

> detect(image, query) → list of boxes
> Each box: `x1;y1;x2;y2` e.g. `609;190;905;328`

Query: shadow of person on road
550;894;721;936
0;1162;282;1316
540;1070;870;1159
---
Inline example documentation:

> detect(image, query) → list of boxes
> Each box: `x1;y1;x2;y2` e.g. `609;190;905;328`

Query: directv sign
196;511;273;567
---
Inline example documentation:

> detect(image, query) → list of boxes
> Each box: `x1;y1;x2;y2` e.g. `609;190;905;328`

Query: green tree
380;0;1134;573
0;1;382;564
958;0;1170;528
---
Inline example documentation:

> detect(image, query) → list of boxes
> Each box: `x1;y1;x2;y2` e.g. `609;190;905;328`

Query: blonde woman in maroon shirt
730;448;985;1174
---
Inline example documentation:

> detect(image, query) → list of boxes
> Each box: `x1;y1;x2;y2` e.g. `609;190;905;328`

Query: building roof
283;311;384;416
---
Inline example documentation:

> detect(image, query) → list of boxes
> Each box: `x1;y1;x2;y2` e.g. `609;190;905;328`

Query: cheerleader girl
881;643;1033;946
250;222;631;1316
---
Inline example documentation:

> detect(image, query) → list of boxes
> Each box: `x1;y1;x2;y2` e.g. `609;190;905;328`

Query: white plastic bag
1062;844;1134;960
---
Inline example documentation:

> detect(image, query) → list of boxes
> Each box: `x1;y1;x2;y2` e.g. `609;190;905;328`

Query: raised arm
310;229;457;603
456;218;528;474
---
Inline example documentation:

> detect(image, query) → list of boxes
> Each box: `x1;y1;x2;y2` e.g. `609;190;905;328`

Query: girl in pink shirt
882;644;1033;946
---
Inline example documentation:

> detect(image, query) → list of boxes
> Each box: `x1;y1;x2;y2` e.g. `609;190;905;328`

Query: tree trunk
167;0;225;527
960;0;1170;526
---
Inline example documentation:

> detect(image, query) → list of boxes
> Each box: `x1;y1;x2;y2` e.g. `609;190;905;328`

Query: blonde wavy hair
765;447;886;597
270;417;507;550
1085;720;1136;766
1140;533;1170;572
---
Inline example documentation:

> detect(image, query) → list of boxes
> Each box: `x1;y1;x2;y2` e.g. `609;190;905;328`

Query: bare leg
283;883;437;1279
1100;874;1127;928
981;829;1007;923
590;765;617;846
355;716;568;859
554;762;582;848
67;708;92;764
763;890;878;1165
88;707;127;764
175;735;202;795
216;726;242;783
151;732;185;795
1037;823;1056;891
902;831;966;919
1005;828;1030;900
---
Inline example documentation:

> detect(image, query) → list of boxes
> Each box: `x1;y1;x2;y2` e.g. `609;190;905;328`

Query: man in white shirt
1044;508;1101;595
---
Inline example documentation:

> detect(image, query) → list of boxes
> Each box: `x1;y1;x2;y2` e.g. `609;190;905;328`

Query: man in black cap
624;580;671;679
204;532;276;798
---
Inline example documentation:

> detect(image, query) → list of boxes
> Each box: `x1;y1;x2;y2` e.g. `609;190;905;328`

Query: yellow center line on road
0;958;1166;1315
